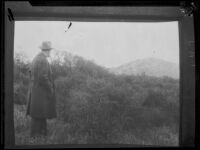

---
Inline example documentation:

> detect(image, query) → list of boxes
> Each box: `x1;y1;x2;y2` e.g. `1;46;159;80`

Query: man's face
44;50;51;57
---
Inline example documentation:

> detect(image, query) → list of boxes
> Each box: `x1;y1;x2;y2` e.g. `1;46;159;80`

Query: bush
14;105;30;133
14;82;28;105
142;90;179;127
14;51;179;145
143;90;166;108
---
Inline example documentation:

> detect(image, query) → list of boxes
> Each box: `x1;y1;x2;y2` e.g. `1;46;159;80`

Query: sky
14;21;179;68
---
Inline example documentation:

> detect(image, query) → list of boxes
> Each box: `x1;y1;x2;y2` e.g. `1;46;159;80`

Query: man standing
26;41;57;137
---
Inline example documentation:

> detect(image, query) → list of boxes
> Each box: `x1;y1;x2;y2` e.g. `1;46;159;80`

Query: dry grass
14;104;179;146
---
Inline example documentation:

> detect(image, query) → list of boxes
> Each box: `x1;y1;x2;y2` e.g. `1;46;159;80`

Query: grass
14;104;179;146
114;127;178;146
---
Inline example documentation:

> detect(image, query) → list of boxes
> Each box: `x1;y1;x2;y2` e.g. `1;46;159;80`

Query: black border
2;0;199;149
1;0;5;148
29;0;181;6
194;0;200;148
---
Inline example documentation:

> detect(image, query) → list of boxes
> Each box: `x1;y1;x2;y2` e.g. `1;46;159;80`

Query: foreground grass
14;104;178;146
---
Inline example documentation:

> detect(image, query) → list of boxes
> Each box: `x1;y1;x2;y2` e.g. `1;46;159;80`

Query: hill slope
109;58;179;79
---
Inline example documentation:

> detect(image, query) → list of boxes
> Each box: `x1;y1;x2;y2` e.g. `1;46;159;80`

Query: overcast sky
14;21;179;68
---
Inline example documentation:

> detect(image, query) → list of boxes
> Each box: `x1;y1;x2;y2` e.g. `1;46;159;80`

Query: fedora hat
39;41;53;51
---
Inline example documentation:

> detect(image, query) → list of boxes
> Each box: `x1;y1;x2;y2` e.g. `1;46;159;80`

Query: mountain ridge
109;57;179;79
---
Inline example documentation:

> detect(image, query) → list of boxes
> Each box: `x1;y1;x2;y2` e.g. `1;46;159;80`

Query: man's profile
26;41;57;137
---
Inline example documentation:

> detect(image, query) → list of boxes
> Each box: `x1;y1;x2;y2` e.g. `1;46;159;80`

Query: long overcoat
26;52;57;119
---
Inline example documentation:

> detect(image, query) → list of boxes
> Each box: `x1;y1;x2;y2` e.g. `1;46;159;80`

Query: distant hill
109;57;179;79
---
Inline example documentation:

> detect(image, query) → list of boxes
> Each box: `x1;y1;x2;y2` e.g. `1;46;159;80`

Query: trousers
30;117;47;137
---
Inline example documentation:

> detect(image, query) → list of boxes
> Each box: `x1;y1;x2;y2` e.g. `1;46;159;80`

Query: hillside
109;57;179;79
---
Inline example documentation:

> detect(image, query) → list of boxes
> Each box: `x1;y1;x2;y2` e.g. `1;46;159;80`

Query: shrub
14;105;30;133
14;82;28;105
14;51;179;145
143;90;166;108
142;90;179;127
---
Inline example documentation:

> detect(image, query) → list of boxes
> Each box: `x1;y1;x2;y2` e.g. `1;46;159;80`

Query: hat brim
39;46;53;51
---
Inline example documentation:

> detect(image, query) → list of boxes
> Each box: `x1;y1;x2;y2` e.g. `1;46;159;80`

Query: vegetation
14;51;179;146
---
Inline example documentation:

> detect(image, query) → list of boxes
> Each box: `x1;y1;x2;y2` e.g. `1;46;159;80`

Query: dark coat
26;52;57;119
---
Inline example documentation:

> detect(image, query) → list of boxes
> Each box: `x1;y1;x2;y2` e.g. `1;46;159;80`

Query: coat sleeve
37;59;53;93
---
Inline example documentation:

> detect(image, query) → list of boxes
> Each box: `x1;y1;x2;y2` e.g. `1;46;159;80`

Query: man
26;41;57;137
